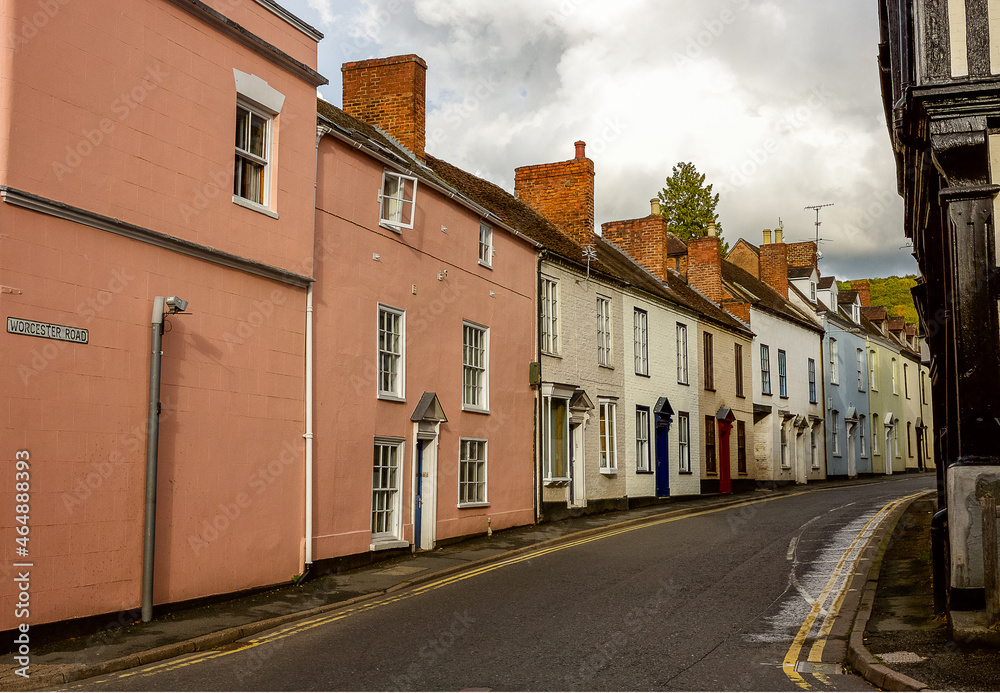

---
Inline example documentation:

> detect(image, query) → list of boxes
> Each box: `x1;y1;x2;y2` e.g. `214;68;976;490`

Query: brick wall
851;279;871;307
342;54;427;159
688;236;723;302
602;216;670;280
515;142;595;246
727;241;759;278
760;243;789;299
786;241;818;270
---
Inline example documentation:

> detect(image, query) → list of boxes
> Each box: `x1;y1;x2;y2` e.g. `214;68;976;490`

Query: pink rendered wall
0;0;317;628
312;136;536;559
0;210;306;630
0;0;318;275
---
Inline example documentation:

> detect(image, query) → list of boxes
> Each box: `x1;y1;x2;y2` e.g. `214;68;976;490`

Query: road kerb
845;492;932;692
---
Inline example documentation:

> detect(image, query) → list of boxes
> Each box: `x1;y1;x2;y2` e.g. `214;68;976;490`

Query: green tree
657;161;727;252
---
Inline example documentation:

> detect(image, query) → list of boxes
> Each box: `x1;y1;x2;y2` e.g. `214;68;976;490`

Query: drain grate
794;662;844;675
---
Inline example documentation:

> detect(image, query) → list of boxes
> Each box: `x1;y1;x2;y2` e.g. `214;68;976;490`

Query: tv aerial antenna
804;203;834;259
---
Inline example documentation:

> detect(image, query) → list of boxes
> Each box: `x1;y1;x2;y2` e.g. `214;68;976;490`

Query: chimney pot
575;141;586;159
707;221;717;238
651;198;661;217
763;229;772;245
775;228;784;244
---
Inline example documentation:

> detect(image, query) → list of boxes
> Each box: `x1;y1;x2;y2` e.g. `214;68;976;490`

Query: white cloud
280;0;914;280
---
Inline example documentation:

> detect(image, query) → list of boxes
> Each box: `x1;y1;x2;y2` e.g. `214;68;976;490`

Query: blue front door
414;441;424;549
655;416;671;497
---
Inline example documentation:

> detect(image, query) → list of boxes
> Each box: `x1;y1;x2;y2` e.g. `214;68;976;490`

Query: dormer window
379;171;418;230
852;304;860;323
810;281;817;302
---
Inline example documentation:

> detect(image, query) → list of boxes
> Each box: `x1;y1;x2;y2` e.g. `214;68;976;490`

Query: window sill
542;351;562;359
679;470;693;475
233;195;278;219
704;387;716;393
599;468;618;476
462;405;490;415
830;382;839;387
377;393;406;403
379;221;404;234
598;363;615;370
458;502;490;509
706;471;718;476
635;372;650;378
677;380;690;387
478;260;493;270
635;470;654;475
736;394;746;399
370;539;409;552
544;478;570;487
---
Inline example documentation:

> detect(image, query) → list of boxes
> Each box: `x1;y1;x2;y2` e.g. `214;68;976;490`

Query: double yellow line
781;491;927;690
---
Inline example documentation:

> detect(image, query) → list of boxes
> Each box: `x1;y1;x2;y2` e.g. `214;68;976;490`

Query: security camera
165;296;188;313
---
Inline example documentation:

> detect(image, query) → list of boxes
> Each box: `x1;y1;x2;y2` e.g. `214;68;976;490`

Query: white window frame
371;437;404;543
808;358;817;403
903;362;909;398
599;399;618;473
462;321;489;412
829;338;839;385
860;415;867;457
234;101;273;212
377;304;405;401
891;358;898;394
636;406;651;473
857;348;865;391
761;344;772;395
780;421;790;468
678;412;691;473
542;395;571;481
541;277;560;355
810;281;817;302
597;295;613;367
832;410;841;456
478;221;493;268
778;349;787;398
811;426;820;469
676;323;689;384
633;308;649;376
872;414;880;455
870;350;878;391
379;170;418;230
458;438;488;507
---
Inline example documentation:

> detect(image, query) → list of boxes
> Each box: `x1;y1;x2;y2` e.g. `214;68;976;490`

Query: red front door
718;421;732;494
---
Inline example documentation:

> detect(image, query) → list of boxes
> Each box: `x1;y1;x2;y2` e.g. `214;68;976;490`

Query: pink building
1;0;325;629
310;55;538;562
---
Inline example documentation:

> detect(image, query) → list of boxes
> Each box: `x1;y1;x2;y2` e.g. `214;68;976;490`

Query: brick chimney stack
515;142;595;246
688;231;724;303
601;199;672;281
760;241;789;299
852;279;872;307
786;241;818;271
342;54;427;159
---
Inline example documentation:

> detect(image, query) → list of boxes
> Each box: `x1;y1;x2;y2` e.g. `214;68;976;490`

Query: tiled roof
861;305;888;321
722;261;823;333
788;267;814;280
424;152;749;335
838;289;859;304
818;276;836;289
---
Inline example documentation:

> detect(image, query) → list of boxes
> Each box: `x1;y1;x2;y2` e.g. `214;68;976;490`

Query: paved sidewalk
857;496;1000;691
4;473;993;691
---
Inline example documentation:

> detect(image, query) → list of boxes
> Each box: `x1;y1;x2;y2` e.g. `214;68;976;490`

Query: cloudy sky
284;0;913;281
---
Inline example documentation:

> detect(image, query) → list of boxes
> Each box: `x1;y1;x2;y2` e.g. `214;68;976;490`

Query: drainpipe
297;284;315;585
295;125;326;586
535;251;545;523
141;297;165;623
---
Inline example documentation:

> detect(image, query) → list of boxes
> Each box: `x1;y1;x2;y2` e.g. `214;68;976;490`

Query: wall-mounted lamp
438;270;448;281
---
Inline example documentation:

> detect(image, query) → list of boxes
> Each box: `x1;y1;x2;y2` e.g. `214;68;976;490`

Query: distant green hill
838;275;919;326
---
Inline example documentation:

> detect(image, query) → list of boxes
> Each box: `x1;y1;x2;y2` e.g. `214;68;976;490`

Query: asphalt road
68;475;933;691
